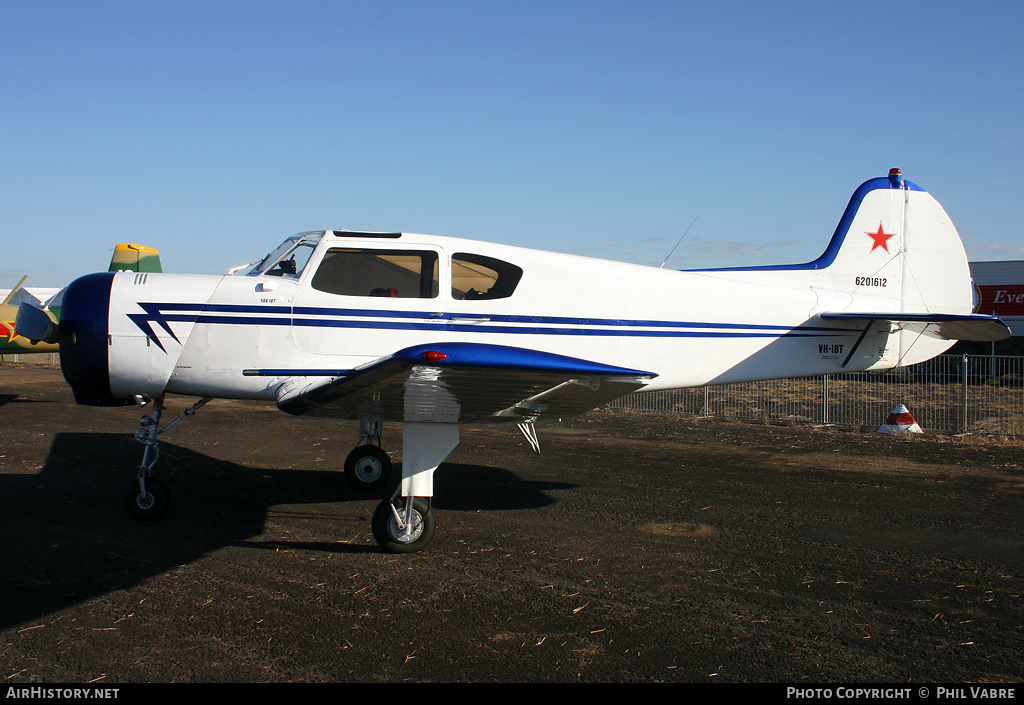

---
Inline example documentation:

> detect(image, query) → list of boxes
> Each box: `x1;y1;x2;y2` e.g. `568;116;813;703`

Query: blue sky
2;0;1022;284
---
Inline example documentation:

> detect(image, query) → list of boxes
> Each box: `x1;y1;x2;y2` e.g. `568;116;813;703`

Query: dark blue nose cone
59;272;130;406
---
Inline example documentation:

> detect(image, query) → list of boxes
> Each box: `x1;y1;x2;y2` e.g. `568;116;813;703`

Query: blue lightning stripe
127;302;858;346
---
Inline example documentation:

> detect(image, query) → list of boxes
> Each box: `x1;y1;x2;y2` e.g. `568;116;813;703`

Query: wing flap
274;343;656;423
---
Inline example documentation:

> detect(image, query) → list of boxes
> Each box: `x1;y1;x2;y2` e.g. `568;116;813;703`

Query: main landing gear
122;402;457;554
341;421;459;553
344;421;393;491
358;421;458;554
372;494;435;553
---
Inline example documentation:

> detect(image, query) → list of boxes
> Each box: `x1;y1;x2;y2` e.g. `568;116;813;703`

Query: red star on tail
866;223;894;253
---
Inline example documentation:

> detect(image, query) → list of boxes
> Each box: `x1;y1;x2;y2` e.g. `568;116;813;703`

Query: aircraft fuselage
60;223;955;411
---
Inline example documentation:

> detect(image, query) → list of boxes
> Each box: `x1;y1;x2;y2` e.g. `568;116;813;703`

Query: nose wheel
125;477;170;520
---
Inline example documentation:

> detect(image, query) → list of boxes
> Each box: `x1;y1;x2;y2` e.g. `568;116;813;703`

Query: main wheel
372;497;435;553
125;477;170;521
344;445;393;490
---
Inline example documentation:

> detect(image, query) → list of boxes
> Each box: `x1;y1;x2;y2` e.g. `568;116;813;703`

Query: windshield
245;231;324;277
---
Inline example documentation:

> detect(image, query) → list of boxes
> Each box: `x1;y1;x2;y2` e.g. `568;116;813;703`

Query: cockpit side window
451;253;523;300
311;248;439;298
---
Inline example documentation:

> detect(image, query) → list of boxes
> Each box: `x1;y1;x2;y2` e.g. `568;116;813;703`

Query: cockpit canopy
242;231;525;301
245;231;324;278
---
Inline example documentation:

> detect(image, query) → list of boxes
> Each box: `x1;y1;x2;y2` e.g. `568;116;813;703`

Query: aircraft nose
59;272;130;406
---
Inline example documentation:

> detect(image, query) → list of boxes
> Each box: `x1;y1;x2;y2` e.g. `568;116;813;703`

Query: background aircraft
17;171;1010;553
1;244;160;355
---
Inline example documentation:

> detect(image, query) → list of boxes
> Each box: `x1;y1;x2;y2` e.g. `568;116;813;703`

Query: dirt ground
1;363;1022;684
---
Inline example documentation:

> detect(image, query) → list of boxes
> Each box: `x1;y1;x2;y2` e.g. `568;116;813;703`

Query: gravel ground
1;364;1022;683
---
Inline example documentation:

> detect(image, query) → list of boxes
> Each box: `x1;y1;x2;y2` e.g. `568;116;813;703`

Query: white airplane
17;169;1010;552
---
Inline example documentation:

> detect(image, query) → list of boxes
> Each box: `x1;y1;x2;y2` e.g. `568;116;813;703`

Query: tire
371;497;435;553
344;445;393;491
125;477;170;521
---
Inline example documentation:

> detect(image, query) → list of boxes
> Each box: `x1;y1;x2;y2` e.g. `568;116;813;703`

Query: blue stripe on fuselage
126;303;856;341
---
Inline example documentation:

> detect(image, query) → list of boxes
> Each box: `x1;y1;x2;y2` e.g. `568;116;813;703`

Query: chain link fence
609;354;1024;436
1;352;59;362
1;353;60;366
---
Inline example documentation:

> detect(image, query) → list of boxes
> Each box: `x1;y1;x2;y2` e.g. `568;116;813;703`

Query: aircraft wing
267;343;656;424
819;312;1011;341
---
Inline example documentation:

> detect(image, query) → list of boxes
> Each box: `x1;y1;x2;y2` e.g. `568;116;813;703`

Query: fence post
822;374;829;424
703;385;709;417
961;354;969;434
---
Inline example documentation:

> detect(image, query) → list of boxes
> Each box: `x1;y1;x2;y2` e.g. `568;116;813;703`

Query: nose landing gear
126;476;170;520
125;394;210;521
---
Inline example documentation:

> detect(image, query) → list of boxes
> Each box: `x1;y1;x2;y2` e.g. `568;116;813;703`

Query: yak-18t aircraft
17;170;1010;552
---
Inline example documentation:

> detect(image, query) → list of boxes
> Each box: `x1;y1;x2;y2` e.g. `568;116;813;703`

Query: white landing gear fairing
30;170;1010;553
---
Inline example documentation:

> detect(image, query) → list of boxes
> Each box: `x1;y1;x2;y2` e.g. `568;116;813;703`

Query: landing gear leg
371;422;458;553
125;395;211;520
126;395;168;520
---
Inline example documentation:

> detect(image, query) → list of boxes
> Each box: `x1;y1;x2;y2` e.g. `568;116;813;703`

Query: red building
958;260;1024;355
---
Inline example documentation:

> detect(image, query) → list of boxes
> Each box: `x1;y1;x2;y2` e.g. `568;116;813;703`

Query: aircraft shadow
0;394;53;407
433;463;575;511
0;433;572;630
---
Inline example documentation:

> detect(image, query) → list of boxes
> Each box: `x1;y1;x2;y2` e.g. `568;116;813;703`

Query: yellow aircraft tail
108;244;162;273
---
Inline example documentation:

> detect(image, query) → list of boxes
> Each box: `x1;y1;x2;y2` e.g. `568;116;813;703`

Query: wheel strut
126;395;211;520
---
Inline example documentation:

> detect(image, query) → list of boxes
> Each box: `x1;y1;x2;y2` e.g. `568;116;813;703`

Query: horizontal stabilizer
269;342;656;424
820;312;1010;342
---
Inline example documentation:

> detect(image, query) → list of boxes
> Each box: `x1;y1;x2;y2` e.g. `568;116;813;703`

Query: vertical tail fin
817;170;1008;366
108;244;162;273
815;169;973;316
